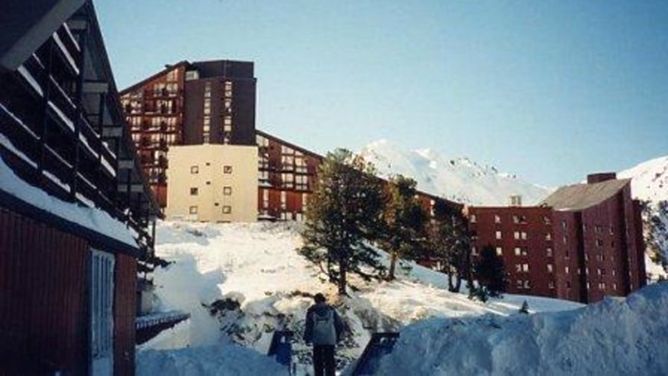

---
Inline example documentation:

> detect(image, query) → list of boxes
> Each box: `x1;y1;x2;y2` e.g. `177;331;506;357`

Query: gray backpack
311;308;336;345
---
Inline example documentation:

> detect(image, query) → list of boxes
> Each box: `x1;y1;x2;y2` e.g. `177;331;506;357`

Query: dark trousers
312;345;335;376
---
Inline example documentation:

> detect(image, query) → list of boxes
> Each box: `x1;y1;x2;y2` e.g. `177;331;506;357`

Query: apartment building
469;173;646;303
120;60;256;206
166;144;258;222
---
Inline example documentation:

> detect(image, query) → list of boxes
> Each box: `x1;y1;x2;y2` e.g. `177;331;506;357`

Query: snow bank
137;343;289;376
0;135;137;247
376;283;668;376
148;221;581;373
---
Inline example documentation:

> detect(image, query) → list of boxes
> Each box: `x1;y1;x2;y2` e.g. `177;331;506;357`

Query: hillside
138;221;582;375
619;155;668;279
358;139;551;206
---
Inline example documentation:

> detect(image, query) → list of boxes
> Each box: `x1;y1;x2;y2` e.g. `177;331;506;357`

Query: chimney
509;195;522;207
587;172;616;184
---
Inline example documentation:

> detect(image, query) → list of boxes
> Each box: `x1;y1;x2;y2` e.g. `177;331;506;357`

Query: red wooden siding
114;253;137;376
0;207;88;374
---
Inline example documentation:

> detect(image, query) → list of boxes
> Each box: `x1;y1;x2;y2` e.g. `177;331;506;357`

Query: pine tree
379;175;428;281
471;245;507;302
299;149;386;295
519;300;530;314
425;199;472;292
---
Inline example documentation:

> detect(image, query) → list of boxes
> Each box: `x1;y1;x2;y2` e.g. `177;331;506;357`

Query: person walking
303;293;344;376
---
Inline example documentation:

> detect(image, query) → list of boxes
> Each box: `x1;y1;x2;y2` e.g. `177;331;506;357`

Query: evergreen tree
472;245;507;302
380;175;428;281
519;300;530;314
300;149;386;295
425;199;472;292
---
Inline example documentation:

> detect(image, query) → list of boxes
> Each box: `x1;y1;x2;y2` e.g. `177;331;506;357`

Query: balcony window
222;206;232;214
190;187;198;196
189;206;198;214
224;165;233;174
223;186;232;195
191;166;199;174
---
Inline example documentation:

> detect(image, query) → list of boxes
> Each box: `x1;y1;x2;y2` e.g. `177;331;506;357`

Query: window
545;232;552;241
565;266;569;274
544;216;551;225
472;246;478;256
222;206;232;214
547;264;553;273
522;263;529;272
90;250;115;369
494;214;501;223
514;231;520;240
470;214;477;223
546;247;553;257
223;186;232;195
566;281;571;289
280;191;287;210
496;247;503;256
514;247;521;256
521;231;528;240
224;165;233;174
515;264;522;272
495;231;502;240
191;166;199;174
562;221;567;229
513;215;519;224
516;279;523;288
523;280;530;289
189;206;198;214
549;281;555;289
190;187;198;196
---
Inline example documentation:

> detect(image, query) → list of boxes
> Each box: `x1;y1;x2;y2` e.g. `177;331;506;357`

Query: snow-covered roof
0;152;139;251
541;178;631;211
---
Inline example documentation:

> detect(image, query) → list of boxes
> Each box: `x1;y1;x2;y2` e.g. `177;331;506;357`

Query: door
90;249;115;376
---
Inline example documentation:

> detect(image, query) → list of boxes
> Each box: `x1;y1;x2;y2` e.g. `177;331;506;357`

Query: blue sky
96;0;668;186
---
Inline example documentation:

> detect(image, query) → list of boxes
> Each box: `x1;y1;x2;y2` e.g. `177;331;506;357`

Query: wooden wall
0;207;88;374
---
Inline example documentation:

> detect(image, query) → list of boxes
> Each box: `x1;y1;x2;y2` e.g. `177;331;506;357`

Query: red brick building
468;206;556;297
121;62;454;221
469;173;646;303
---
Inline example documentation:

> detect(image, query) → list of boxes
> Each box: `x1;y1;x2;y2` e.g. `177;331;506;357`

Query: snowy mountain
618;155;668;279
358;139;551;206
619;155;668;202
139;221;581;375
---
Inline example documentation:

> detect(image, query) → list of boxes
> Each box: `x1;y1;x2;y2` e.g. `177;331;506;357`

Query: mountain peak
358;140;550;206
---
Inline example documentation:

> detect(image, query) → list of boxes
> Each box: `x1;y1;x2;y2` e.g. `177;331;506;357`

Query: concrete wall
166;144;258;222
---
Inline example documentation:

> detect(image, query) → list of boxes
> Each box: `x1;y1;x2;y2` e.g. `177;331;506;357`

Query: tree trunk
387;251;398;281
338;255;347;295
447;269;455;291
454;273;462;292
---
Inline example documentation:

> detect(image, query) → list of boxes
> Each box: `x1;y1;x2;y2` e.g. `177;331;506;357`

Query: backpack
311;308;337;345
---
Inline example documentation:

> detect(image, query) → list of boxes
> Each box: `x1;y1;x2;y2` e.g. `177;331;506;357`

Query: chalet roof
540;179;631;211
0;0;85;71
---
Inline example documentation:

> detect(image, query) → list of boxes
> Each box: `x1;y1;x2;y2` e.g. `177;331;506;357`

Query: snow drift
376;283;668;376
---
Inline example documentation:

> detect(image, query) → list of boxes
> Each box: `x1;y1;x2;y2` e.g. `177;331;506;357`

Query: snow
358;139;551;206
0;143;137;247
48;101;75;131
619;155;668;203
144;221;581;374
618;155;668;279
376;283;668;375
137;343;289;376
17;65;44;96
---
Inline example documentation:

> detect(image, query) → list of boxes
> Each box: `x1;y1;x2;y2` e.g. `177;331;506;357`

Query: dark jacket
303;303;344;345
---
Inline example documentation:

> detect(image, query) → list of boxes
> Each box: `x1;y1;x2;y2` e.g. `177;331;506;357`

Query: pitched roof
540;179;631;211
0;0;85;71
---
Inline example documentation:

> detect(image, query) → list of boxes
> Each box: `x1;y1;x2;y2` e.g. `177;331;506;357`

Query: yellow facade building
165;144;258;222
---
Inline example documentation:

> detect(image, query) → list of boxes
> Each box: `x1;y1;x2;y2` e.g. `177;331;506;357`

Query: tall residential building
469;173;646;303
120;60;256;206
